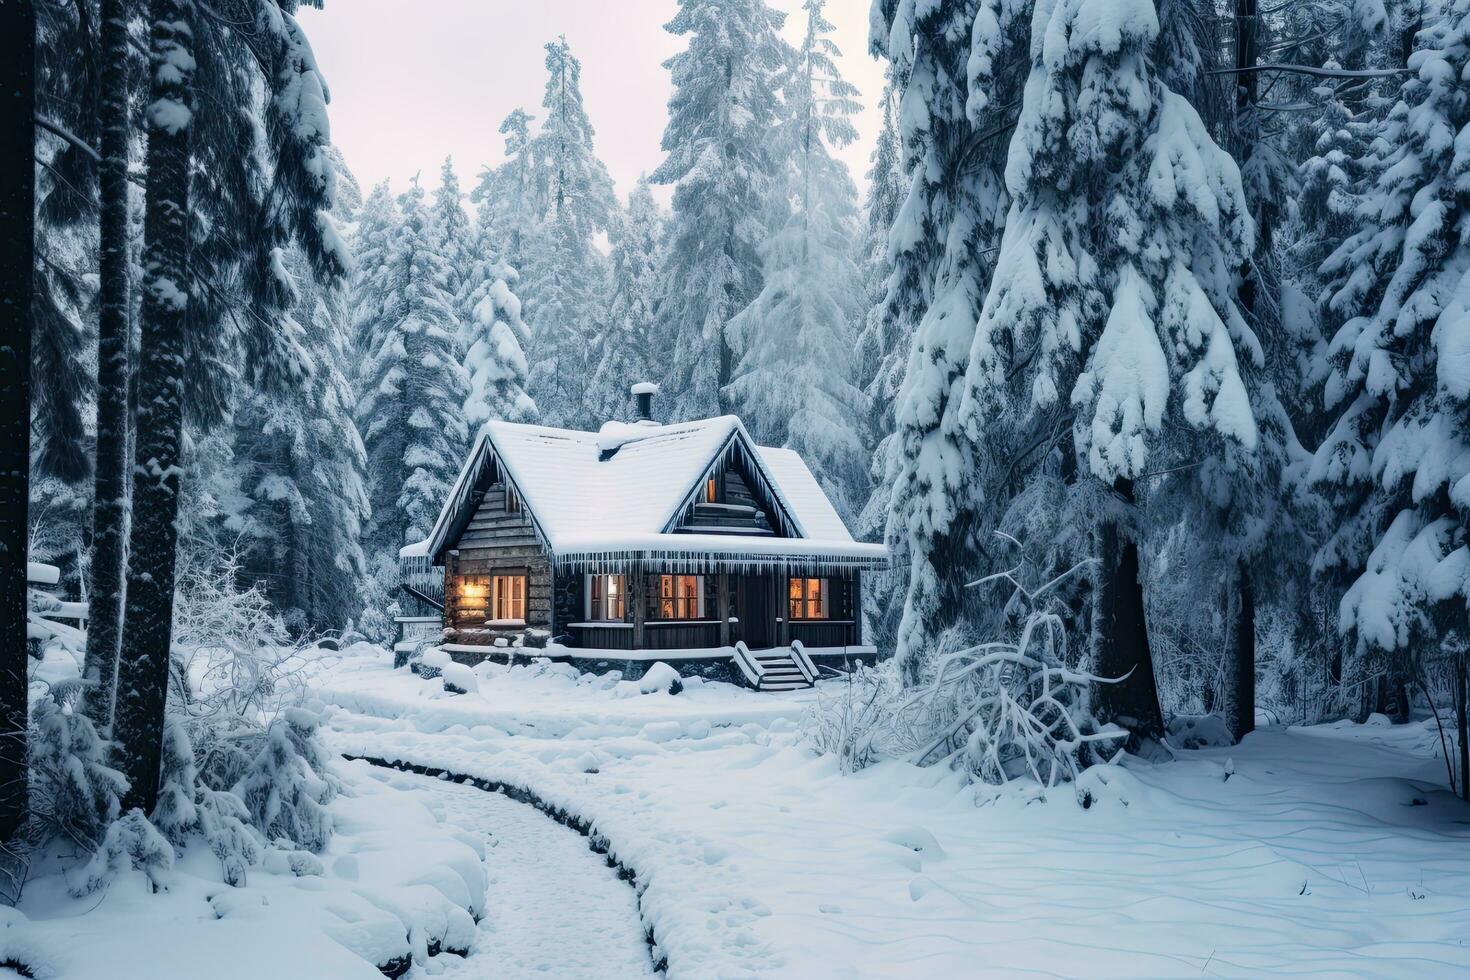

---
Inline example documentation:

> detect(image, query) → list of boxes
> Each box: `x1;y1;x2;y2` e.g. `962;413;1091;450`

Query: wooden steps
732;643;817;692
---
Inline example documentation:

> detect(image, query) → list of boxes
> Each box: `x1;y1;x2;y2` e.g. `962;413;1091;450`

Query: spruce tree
727;0;866;520
461;205;537;432
588;181;665;424
81;0;137;732
0;0;35;840
1310;4;1470;751
871;0;1027;684
524;38;616;429
357;181;471;560
956;0;1259;742
114;0;198;814
652;0;790;420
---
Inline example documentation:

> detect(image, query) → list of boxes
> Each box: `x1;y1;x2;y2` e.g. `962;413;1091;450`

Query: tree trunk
82;0;134;734
1227;561;1255;741
1456;650;1468;802
113;0;195;816
0;0;36;842
1092;479;1166;747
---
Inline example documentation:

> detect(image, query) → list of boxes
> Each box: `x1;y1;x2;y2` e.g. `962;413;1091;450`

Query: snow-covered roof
414;416;888;570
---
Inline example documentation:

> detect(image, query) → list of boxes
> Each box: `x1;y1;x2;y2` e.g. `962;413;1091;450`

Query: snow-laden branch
1209;63;1410;79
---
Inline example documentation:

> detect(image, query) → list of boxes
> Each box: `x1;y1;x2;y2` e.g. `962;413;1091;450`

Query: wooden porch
563;569;861;651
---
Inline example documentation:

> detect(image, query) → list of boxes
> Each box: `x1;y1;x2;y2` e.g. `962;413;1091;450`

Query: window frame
656;574;704;620
490;573;527;623
586;573;627;622
787;577;828;620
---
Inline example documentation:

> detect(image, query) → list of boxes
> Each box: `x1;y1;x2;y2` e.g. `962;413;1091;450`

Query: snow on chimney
631;381;659;424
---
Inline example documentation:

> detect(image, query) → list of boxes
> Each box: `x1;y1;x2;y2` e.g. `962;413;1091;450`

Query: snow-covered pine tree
652;0;790;420
523;38;616;429
233;223;369;634
855;73;908;542
1309;4;1470;741
473;108;539;295
114;0;200;815
114;1;348;812
956;0;1260;743
432;156;474;302
460;203;537;432
587;180;665;424
357;180;471;562
727;0;866;520
871;0;1028;685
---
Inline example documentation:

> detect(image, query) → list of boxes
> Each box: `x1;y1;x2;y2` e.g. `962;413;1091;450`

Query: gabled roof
412;415;888;570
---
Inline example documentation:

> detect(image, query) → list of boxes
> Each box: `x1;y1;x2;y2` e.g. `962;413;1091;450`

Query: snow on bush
803;662;899;774
172;544;335;718
227;708;338;853
152;720;261;885
638;661;683;695
413;648;450;679
806;547;1127;797
441;662;478;695
28;694;126;849
67;810;175;897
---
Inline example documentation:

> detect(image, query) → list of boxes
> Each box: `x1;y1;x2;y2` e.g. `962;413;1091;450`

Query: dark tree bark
1456;651;1468;802
1229;0;1263;742
82;0;134;734
1092;480;1166;747
1226;561;1256;741
0;0;36;843
113;0;195;816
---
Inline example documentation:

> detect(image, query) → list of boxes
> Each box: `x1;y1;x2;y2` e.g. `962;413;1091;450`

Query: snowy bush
28;694;126;849
803;662;900;774
638;662;683;695
68;810;175;897
441;662;478;695
173;545;326;719
160;548;343;855
153;720;261;885
189;708;337;854
412;648;450;680
806;549;1128;795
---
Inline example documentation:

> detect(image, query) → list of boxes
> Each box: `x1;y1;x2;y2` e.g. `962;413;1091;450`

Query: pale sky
298;0;886;206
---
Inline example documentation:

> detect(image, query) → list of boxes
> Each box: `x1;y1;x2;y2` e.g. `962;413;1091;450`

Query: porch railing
399;552;444;611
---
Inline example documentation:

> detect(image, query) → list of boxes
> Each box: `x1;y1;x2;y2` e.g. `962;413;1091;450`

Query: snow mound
1167;714;1235;749
441;662;478;695
638;662;683;695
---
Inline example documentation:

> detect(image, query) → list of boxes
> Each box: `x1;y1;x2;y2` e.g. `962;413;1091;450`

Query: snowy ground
361;766;656;979
4;758;487;979
316;645;1470;978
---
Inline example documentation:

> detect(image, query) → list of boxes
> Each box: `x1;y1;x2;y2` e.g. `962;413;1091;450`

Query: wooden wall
444;483;551;630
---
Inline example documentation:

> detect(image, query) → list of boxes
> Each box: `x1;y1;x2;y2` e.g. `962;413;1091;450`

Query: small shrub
68;810;174;897
28;695;126;849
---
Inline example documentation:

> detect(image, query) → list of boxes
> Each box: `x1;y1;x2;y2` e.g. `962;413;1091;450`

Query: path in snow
383;768;656;979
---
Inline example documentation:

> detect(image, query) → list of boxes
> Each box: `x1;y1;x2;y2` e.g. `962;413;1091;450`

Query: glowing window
787;578;827;620
658;574;702;619
491;574;526;622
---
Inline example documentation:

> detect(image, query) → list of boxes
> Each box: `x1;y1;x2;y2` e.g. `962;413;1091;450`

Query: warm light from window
491;574;526;621
788;578;827;619
658;574;701;619
705;477;717;502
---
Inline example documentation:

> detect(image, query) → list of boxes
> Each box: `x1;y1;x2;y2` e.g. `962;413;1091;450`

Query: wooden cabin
399;384;889;690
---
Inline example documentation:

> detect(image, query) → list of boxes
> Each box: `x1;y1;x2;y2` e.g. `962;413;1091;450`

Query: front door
736;575;773;648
